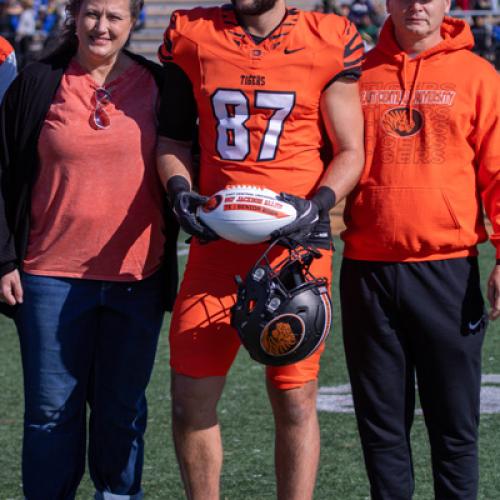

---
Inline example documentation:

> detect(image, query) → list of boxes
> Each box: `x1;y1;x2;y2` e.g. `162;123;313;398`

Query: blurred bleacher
0;0;498;68
128;0;313;60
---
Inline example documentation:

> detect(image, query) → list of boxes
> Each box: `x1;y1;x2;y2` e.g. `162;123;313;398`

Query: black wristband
166;175;190;205
496;259;500;265
312;186;336;212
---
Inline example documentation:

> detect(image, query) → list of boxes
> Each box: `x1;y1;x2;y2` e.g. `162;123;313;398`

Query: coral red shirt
24;59;165;280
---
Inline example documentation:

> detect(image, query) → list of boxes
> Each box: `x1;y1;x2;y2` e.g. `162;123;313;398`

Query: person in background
340;0;500;497
5;0;23;41
0;0;178;497
357;13;379;48
471;15;493;60
14;0;35;67
0;35;16;100
493;19;500;69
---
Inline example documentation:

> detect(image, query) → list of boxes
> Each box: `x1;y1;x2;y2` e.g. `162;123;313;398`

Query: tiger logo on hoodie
382;107;423;138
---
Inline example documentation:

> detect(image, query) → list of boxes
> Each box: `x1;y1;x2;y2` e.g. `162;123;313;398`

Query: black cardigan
0;49;179;316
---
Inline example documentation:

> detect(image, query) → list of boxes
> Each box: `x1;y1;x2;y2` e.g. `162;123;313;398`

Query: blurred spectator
471;15;493;60
5;0;22;40
339;3;351;17
0;34;16;100
454;0;471;10
40;0;64;50
358;13;379;49
15;0;35;67
0;0;9;34
134;4;145;31
40;0;58;35
349;0;377;24
320;0;336;13
474;0;492;9
492;20;500;69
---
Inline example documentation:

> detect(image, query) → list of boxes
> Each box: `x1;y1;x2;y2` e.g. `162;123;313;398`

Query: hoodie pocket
348;187;462;256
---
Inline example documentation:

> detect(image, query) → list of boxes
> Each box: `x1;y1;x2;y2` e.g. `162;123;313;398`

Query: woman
0;0;178;497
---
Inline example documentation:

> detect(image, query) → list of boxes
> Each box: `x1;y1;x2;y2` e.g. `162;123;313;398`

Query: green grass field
1;238;499;499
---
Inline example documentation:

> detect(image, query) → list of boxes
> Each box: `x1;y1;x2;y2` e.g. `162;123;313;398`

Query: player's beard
231;0;278;16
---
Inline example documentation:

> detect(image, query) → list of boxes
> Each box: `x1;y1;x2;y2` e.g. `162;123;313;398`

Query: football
198;186;297;244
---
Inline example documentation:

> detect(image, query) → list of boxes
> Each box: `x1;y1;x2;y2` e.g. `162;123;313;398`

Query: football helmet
230;239;332;366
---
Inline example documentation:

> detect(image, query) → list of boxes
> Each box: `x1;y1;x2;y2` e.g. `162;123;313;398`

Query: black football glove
167;176;219;243
173;191;220;242
271;187;336;243
271;194;320;242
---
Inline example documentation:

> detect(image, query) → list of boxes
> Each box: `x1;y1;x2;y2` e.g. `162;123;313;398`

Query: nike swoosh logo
468;318;483;330
284;47;305;55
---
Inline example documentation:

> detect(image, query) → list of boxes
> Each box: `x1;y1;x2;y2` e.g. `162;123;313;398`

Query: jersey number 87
211;89;296;162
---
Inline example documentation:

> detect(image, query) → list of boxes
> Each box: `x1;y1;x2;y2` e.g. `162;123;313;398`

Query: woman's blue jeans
15;271;165;500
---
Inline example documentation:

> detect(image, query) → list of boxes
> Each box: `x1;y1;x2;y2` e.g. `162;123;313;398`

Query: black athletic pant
340;257;487;500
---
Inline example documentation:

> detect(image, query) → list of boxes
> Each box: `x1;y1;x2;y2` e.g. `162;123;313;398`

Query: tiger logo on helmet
260;315;305;357
231;239;332;366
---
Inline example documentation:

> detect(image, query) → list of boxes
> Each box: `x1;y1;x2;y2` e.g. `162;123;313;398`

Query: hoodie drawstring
399;55;423;127
399;54;408;105
408;58;423;121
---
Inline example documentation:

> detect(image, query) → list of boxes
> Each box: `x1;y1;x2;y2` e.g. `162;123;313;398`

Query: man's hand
0;269;23;306
271;193;320;241
487;263;500;320
174;191;220;242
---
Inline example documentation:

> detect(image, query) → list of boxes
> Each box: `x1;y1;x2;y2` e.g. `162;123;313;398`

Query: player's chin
231;0;278;16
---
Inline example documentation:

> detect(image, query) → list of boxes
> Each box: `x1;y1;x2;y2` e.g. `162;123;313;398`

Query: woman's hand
0;269;23;305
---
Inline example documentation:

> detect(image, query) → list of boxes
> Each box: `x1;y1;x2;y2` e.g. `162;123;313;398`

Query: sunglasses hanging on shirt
92;87;112;130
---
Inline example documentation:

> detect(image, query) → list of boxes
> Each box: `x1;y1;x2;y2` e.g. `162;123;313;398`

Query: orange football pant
169;239;333;390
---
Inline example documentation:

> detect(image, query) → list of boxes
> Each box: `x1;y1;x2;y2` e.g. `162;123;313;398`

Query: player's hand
487;263;500;320
271;193;320;241
173;191;220;243
0;269;23;306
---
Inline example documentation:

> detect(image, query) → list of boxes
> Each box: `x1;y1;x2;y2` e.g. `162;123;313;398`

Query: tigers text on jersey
159;6;363;198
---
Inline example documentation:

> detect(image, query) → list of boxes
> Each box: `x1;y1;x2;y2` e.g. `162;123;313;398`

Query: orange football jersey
159;6;363;198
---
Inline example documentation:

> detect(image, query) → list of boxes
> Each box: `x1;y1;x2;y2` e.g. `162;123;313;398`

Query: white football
198;186;297;244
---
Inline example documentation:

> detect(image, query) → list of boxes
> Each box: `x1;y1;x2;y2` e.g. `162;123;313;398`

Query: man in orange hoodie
340;0;500;498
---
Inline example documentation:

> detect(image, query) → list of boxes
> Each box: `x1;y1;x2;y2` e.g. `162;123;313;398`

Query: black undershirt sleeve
322;69;361;92
158;62;198;141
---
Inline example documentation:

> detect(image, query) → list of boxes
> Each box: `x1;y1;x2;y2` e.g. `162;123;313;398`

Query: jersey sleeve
338;20;364;81
319;16;364;91
158;10;179;64
158;10;200;70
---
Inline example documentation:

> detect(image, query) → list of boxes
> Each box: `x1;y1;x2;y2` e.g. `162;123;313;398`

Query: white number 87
211;89;296;162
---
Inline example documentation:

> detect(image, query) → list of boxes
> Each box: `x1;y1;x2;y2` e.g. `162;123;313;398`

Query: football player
157;1;365;498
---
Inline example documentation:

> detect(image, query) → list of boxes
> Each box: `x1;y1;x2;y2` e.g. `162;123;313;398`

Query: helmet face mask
231;240;332;366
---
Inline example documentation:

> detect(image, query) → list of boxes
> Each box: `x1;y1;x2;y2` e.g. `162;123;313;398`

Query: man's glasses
93;87;112;130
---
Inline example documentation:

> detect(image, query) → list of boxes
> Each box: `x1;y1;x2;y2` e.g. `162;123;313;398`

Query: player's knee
171;390;219;429
272;387;317;427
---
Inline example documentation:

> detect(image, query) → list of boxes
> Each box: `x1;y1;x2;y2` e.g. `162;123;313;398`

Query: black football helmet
230;239;332;366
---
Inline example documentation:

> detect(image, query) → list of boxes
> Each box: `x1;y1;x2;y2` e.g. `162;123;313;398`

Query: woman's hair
41;0;144;59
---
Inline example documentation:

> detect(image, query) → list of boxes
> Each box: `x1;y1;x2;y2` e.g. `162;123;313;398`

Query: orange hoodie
342;16;500;262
